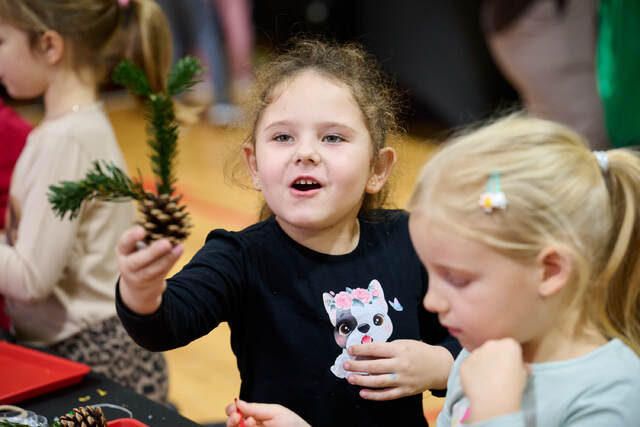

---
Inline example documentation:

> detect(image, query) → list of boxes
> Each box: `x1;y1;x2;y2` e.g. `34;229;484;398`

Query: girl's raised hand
225;399;310;427
459;338;529;423
344;339;453;400
115;226;183;315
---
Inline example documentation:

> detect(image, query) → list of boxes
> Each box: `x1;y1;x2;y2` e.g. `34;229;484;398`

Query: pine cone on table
57;406;107;427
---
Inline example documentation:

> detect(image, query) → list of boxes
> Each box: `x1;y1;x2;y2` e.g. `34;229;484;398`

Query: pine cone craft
0;406;108;427
138;191;190;245
58;406;108;427
48;57;202;245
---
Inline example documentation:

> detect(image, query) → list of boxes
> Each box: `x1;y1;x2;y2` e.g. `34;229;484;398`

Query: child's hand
460;338;529;423
343;339;454;400
225;399;310;427
115;226;183;315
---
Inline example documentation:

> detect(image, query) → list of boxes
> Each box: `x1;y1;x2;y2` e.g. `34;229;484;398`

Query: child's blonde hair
241;37;403;220
410;114;640;354
0;0;171;92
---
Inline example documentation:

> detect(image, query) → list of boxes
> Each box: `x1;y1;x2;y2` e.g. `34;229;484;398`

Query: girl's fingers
116;226;147;256
225;402;237;417
348;342;398;358
122;238;177;273
348;372;396;388
343;357;394;375
130;244;183;282
359;387;402;401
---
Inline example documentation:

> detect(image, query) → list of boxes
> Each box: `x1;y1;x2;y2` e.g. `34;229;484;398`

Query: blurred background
4;0;636;424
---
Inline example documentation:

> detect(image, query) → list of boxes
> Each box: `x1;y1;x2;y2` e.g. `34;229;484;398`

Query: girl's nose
423;287;449;314
294;139;320;165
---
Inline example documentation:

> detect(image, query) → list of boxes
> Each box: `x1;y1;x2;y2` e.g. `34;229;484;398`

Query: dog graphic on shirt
322;279;394;378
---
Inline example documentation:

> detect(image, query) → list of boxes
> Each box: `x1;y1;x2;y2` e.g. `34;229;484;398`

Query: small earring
253;178;261;190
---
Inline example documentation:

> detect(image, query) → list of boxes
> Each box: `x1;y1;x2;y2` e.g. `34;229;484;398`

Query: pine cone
137;190;192;245
58;406;107;427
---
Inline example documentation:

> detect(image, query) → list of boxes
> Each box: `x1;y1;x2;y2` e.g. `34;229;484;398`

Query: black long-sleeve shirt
117;210;460;426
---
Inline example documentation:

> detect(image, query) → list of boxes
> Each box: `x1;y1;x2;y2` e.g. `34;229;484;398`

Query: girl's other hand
115;226;183;315
344;339;454;400
460;338;528;423
225;399;310;427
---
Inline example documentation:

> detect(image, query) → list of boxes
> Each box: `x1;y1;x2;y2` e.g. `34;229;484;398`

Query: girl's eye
274;134;292;142
323;134;344;143
446;274;469;287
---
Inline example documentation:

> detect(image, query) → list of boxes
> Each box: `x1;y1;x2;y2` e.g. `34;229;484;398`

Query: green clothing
597;0;640;147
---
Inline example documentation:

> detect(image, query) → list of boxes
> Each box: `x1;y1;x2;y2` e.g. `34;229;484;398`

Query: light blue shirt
437;339;640;427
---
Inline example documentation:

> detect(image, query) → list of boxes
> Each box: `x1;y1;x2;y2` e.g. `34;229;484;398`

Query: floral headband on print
327;285;382;311
479;172;507;213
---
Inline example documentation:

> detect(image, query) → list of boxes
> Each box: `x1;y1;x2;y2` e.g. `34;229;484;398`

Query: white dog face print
322;279;400;379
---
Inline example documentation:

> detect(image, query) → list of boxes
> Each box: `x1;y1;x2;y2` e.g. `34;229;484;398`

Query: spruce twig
48;161;144;220
112;61;151;97
147;93;178;195
167;56;203;96
47;56;202;244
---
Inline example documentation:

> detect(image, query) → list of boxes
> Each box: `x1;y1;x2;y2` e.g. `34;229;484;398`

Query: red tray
108;419;150;427
0;341;90;404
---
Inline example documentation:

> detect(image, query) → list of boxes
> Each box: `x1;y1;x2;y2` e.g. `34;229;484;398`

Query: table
18;371;201;427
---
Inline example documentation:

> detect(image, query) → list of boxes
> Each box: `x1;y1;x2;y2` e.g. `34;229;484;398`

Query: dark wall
252;0;518;131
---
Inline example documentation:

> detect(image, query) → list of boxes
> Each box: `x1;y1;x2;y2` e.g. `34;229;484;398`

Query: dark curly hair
240;37;405;220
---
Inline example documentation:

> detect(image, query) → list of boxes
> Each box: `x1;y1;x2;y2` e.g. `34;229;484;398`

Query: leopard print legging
49;316;169;405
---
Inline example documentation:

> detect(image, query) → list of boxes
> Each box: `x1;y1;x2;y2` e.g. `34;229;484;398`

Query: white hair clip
479;173;507;213
593;151;609;172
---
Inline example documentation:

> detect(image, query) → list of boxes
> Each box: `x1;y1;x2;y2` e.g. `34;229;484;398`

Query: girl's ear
242;143;261;191
366;147;396;194
536;246;572;297
38;30;65;65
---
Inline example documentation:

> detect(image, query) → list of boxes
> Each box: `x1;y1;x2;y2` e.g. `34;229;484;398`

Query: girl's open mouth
291;178;322;191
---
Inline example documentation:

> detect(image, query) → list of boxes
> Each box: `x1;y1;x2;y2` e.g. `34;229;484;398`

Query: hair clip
118;0;130;8
479;172;507;213
593;151;609;172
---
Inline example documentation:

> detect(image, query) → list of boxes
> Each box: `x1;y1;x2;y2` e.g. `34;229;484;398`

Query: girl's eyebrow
261;120;357;134
261;120;295;131
317;122;357;134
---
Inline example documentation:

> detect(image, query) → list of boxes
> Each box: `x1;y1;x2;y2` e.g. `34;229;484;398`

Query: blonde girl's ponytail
591;149;640;355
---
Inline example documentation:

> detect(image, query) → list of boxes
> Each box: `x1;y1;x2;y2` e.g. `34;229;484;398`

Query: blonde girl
0;0;172;403
116;38;459;426
409;115;640;426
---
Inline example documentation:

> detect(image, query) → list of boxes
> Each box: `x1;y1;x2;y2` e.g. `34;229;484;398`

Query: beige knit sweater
1;103;136;346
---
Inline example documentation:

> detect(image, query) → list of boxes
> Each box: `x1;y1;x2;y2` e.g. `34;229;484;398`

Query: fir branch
146;93;179;194
48;161;145;220
112;61;151;97
167;56;204;96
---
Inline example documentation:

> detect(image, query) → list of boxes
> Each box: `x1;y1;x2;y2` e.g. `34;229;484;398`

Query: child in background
0;97;32;336
116;39;459;426
0;0;173;403
225;115;640;426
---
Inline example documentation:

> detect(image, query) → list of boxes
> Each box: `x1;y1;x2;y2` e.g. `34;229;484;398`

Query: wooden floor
19;94;445;424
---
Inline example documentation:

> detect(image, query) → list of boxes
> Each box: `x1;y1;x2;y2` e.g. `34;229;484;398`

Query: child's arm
343;339;454;400
116;226;184;314
225;399;310;427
